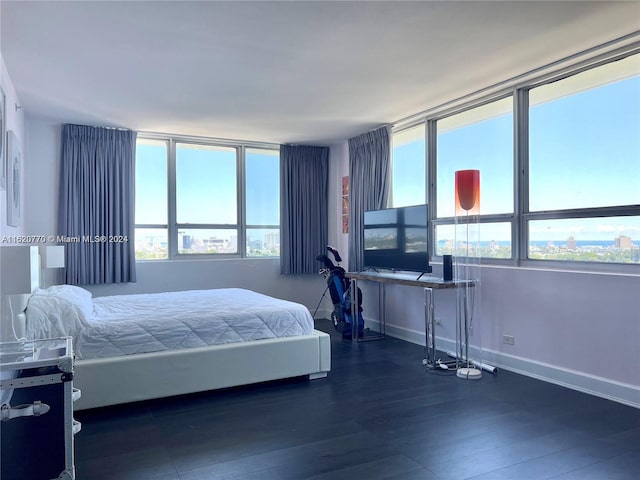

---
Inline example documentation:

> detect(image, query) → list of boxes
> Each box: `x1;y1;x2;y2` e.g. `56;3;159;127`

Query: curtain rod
65;123;131;131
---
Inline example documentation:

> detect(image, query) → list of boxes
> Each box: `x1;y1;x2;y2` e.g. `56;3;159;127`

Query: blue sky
136;143;279;229
393;75;640;243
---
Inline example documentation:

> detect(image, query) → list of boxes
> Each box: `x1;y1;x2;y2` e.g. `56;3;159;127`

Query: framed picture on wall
7;130;21;226
0;87;6;190
342;175;349;234
342;175;349;196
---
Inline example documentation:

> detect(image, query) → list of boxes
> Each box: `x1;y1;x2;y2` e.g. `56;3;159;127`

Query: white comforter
27;288;314;360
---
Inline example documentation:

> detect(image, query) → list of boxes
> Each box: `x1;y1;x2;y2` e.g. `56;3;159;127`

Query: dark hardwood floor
75;320;640;480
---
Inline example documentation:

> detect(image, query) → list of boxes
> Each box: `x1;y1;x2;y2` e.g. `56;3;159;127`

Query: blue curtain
348;126;390;272
280;145;329;274
59;125;137;284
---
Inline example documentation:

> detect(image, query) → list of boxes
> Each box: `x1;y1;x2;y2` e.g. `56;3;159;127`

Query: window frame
135;133;280;261
391;45;640;273
431;93;516;264
390;122;427;208
244;146;281;257
520;52;640;273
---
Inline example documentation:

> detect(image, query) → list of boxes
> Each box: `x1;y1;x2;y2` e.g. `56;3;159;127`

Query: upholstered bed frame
16;310;331;411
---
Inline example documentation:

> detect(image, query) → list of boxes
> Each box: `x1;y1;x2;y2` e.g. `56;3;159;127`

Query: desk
345;271;472;368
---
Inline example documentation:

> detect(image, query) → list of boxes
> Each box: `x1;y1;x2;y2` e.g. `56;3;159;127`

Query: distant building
615;235;633;249
249;239;263;251
206;237;227;251
265;231;280;250
567;235;577;250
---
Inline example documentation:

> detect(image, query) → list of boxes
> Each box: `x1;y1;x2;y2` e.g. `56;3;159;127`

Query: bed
20;285;331;410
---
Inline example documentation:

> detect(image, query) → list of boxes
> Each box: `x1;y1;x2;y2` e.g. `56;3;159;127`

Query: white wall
1;53;28;340
0;53;26;237
87;257;328;313
22;118;330;312
24;119;61;238
328;141;640;408
328;143;349;266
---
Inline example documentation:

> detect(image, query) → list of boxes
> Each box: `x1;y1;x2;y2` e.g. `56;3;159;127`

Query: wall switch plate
503;335;515;345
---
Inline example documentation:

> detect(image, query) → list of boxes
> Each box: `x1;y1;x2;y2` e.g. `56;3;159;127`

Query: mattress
25;287;315;360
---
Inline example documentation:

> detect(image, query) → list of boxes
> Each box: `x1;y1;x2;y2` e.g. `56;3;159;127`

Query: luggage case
0;337;80;480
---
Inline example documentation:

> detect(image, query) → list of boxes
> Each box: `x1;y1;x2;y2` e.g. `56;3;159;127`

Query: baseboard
368;319;424;345
374;319;640;409
481;347;640;409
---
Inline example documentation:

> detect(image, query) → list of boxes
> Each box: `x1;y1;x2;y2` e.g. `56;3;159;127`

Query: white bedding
26;287;315;360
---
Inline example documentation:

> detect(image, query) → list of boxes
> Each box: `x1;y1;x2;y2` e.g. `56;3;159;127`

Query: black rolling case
1;337;80;480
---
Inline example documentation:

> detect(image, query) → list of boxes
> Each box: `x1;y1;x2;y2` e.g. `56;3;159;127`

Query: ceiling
1;1;639;145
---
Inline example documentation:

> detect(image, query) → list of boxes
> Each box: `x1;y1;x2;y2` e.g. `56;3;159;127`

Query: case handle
1;401;50;421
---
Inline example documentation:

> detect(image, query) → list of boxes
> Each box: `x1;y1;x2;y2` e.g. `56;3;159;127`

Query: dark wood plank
75;320;640;480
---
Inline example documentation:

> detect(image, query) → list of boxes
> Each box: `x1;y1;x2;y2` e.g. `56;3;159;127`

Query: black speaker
443;255;453;281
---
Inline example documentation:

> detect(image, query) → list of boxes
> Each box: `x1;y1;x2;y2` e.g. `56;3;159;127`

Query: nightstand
0;337;80;480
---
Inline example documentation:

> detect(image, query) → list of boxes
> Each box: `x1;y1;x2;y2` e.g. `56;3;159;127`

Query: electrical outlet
503;335;515;345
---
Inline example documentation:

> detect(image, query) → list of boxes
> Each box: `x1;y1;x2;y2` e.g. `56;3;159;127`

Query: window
135;139;168;259
435;96;514;259
528;217;640;263
391;48;639;269
176;143;238;254
526;54;640;264
245;148;280;257
437;97;514;217
529;56;639;212
435;222;512;259
134;137;280;260
391;123;425;207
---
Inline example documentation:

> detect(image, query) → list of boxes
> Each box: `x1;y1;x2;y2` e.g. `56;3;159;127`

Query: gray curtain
348;126;390;272
280;145;329;274
59;124;137;284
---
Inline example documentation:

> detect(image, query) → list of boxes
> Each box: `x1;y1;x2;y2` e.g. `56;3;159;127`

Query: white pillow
26;294;89;340
33;285;94;323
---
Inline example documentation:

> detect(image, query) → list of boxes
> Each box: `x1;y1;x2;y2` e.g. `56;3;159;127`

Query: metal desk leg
424;287;458;371
379;282;385;337
424;287;435;368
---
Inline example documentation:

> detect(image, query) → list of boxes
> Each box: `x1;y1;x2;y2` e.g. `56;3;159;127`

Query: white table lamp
42;245;65;269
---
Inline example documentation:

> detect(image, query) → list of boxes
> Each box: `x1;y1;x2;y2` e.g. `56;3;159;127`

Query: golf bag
316;247;364;338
